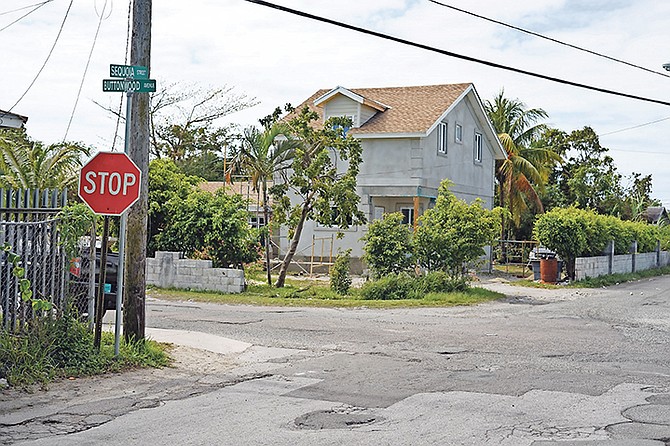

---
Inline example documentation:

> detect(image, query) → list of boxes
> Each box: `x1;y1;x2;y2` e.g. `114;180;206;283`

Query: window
249;216;266;227
437;122;448;154
400;207;414;226
455;123;463;143
474;132;483;162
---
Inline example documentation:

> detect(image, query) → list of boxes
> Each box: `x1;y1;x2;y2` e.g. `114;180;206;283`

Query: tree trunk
275;203;310;287
124;0;151;343
263;182;271;286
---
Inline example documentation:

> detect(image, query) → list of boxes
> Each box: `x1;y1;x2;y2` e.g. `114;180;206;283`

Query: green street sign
102;79;156;93
109;64;148;79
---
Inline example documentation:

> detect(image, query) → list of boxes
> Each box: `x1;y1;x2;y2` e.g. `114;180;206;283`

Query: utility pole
124;0;151;342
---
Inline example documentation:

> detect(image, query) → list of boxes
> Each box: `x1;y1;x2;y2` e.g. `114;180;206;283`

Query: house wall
324;95;360;126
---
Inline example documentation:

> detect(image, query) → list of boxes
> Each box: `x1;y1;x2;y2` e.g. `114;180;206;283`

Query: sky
3;0;670;205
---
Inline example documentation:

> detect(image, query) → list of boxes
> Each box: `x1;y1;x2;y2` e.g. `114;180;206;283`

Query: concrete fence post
657;240;661;268
631;240;638;273
608;240;614;275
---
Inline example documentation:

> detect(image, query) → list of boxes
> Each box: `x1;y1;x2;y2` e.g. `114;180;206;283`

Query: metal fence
0;188;92;329
491;239;539;278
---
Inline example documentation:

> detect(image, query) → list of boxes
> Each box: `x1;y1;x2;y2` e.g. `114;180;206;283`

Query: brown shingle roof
293;83;472;135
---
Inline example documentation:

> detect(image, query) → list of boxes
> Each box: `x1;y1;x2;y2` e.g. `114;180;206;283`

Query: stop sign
78;152;141;215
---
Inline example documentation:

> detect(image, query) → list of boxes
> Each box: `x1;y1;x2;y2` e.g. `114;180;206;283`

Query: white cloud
2;0;670;204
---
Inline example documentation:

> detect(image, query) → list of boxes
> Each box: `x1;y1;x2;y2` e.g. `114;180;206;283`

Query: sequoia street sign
109;64;149;79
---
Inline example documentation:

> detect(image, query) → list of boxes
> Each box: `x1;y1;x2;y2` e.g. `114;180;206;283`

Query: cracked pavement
3;275;670;445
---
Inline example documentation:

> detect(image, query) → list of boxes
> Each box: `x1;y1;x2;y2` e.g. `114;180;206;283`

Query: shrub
330;249;352;295
534;207;589;280
359;273;415;300
414;181;501;278
361;213;413;278
359;271;469;300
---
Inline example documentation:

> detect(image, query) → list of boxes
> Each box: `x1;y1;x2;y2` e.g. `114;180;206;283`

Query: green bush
414;181;501;278
359;271;469;300
330;249;352;295
361;213;413;278
359;273;415;300
416;271;469;293
535;207;662;279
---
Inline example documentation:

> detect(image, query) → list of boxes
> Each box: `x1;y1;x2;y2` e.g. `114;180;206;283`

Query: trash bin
540;258;558;284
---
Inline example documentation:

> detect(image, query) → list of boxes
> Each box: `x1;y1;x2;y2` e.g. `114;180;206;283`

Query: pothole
505;296;550;305
293;408;382;430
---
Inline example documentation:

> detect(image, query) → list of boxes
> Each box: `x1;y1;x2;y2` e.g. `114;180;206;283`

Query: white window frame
400;206;414;226
455;123;463;143
437;122;448;155
474;132;483;163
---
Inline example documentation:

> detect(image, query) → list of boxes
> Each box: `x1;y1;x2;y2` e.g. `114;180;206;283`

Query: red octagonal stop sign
78;152;141;215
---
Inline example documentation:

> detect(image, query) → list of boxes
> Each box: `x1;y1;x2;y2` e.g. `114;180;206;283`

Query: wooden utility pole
124;0;151;342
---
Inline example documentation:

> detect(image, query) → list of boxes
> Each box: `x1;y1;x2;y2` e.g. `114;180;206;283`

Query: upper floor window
437;122;448;154
474;132;483;162
455;123;463;143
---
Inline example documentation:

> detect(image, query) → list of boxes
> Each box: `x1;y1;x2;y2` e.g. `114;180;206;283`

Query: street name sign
109;64;148;79
102;79;156;93
78;152;142;216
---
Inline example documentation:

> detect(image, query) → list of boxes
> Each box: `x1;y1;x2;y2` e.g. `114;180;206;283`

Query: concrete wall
146;251;245;293
574;250;668;281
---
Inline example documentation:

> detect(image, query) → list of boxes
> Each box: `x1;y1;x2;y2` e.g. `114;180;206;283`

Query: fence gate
0;188;69;329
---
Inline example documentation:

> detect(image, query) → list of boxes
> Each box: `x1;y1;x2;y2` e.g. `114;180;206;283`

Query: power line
111;0;133;151
244;0;670;108
600;116;670;137
6;0;74;114
64;0;109;141
0;1;53;16
0;0;53;32
427;0;670;79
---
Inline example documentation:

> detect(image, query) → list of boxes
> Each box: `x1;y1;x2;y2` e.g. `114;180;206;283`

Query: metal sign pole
115;91;132;356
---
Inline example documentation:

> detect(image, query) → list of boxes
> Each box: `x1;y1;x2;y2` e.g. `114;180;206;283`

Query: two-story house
278;83;506;272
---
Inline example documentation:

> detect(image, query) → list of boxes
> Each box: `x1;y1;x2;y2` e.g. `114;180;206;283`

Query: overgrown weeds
0;311;170;389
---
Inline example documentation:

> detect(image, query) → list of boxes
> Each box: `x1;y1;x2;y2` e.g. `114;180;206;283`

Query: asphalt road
5;276;670;445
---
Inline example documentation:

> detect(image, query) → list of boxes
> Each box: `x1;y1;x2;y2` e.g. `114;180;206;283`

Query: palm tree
484;91;561;237
231;123;299;285
0;129;90;190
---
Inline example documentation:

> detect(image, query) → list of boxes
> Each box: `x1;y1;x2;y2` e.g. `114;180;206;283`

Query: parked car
69;249;119;317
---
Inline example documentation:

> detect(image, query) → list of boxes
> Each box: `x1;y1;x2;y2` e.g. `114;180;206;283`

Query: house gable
314;86;388;128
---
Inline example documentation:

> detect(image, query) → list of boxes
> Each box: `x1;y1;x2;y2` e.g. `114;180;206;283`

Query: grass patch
0;313;170;389
571;265;670;288
511;279;562;289
148;278;504;309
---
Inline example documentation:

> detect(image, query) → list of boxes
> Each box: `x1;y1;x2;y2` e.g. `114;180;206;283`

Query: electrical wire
0;0;53;32
599;116;670;137
6;0;74;114
111;0;133;151
0;1;53;16
244;0;670;107
427;0;670;79
63;0;109;141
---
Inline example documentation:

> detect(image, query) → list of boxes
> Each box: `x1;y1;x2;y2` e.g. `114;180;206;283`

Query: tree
484;91;561;238
414;181;502;278
231;123;298;285
156;188;260;268
147;159;202;256
148;83;254;164
361;212;413;278
539;126;655;220
0;128;90;189
272;107;365;287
